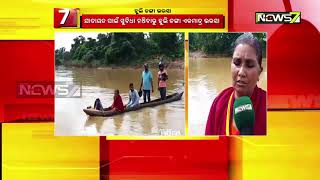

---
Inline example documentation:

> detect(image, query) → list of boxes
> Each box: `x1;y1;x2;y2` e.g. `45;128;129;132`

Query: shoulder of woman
206;87;234;134
211;87;234;106
255;86;267;98
218;87;234;99
258;87;267;95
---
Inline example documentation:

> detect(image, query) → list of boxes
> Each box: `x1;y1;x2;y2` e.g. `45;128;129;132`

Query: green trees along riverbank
189;33;266;57
55;33;184;67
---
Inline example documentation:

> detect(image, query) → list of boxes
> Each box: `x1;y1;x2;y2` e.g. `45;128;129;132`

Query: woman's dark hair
129;83;133;87
232;33;263;68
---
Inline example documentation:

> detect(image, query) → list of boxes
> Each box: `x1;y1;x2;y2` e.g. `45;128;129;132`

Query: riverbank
189;50;230;59
59;58;185;70
189;50;267;59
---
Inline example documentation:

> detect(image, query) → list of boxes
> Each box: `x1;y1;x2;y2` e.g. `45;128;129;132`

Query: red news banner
80;14;224;28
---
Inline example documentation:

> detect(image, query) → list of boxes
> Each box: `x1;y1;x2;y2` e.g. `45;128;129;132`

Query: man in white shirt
126;83;140;108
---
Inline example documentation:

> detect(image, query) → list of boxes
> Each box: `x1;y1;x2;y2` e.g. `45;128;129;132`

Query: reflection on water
55;66;185;136
188;57;267;135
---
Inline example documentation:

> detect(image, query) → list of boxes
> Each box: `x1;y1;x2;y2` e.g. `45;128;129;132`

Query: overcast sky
55;32;101;51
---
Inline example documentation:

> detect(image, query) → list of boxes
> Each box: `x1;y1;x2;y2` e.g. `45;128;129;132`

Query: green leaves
190;33;266;57
57;33;184;67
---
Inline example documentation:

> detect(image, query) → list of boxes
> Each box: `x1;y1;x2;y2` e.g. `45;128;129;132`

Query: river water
188;57;267;135
55;66;185;136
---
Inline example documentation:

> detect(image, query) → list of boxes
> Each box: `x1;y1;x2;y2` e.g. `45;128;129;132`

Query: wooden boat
83;92;184;117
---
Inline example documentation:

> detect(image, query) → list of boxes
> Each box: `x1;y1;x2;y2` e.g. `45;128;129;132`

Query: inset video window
55;32;185;136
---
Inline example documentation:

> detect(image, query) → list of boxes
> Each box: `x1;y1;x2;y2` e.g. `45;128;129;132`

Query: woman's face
231;43;261;97
114;90;119;96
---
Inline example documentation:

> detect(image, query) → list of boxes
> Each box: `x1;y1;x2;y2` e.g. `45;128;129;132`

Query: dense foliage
189;33;266;57
55;33;184;67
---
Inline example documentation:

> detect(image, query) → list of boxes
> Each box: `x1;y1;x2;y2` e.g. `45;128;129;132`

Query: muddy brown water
55;66;185;136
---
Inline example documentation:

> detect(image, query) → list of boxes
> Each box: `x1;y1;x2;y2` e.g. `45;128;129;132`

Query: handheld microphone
233;96;255;135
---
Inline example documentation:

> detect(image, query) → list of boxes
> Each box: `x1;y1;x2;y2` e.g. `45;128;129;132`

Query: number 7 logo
58;9;70;25
54;8;79;28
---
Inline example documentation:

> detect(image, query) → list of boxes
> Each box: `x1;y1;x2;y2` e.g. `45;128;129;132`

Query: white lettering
235;104;252;114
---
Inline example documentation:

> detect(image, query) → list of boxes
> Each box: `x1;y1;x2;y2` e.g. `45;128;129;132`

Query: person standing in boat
158;61;168;100
139;63;154;103
126;83;140;108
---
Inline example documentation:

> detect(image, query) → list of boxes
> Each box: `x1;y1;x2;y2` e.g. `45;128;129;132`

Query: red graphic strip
99;138;230;179
0;41;54;122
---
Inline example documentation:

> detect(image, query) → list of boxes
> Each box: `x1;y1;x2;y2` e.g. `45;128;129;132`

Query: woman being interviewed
205;33;266;135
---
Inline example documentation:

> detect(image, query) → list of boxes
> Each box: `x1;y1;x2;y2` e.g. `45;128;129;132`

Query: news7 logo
54;8;79;28
256;12;301;24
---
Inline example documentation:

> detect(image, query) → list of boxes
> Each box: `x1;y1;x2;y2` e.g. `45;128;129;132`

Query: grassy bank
59;57;185;70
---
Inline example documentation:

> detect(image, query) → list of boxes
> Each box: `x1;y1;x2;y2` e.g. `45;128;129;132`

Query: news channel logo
16;81;82;98
54;8;79;28
256;12;301;24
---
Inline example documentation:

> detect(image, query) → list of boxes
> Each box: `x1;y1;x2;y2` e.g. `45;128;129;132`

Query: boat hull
83;92;184;117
